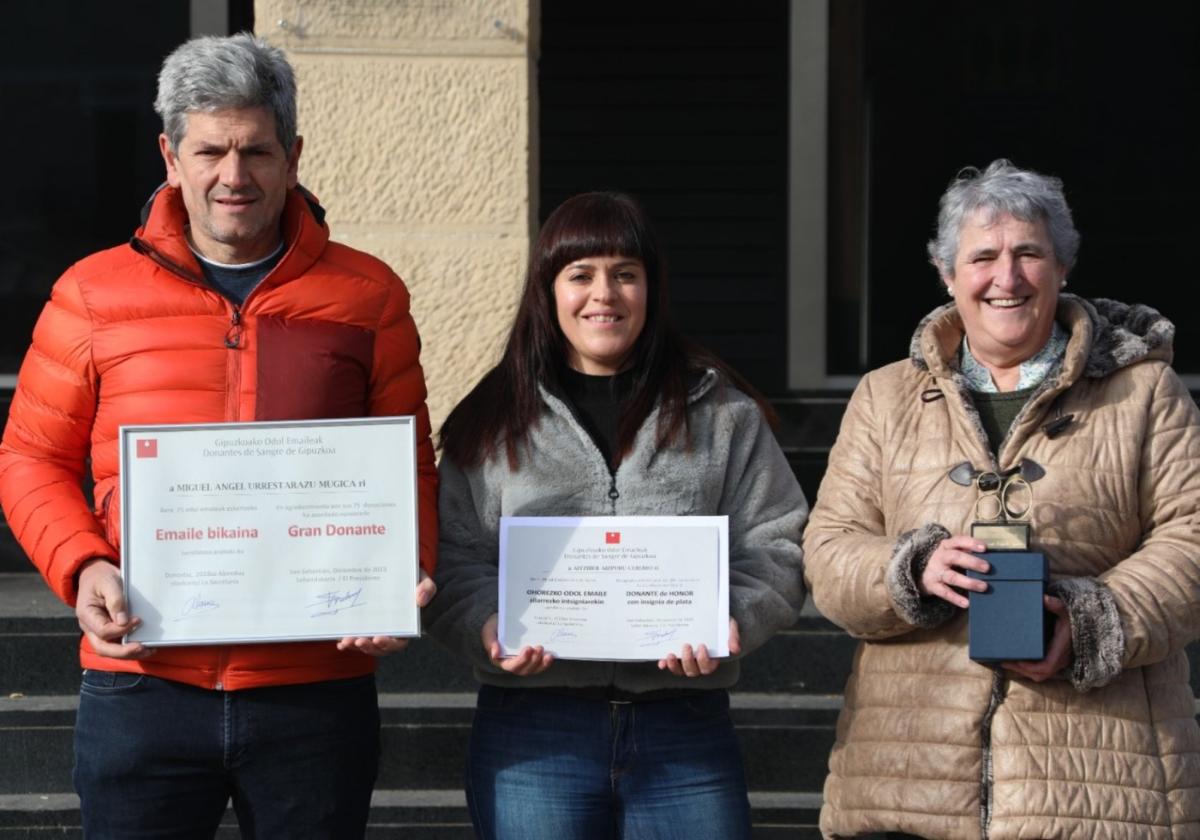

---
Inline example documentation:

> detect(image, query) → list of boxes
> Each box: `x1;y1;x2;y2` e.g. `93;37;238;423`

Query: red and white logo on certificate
605;531;621;544
136;439;158;458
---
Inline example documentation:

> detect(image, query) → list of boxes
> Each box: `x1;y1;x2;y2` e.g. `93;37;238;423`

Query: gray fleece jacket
425;369;808;693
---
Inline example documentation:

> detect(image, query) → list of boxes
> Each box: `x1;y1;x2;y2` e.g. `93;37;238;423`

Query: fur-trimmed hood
909;293;1175;381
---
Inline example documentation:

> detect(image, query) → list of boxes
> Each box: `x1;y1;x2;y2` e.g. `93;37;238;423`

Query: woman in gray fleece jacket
426;192;808;839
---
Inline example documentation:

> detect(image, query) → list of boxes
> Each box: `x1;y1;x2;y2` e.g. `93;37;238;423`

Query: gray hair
927;159;1080;277
155;33;297;153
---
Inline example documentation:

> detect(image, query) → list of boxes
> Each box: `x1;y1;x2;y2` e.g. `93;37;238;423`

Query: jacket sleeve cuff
467;597;502;671
886;523;957;628
424;575;501;674
1047;576;1124;692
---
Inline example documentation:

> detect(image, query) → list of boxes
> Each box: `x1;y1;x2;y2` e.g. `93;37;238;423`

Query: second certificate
498;516;729;661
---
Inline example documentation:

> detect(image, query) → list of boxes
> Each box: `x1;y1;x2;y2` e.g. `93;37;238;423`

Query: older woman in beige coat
804;159;1200;840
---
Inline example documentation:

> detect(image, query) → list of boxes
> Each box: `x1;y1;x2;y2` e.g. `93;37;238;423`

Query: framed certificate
498;516;729;661
119;417;420;646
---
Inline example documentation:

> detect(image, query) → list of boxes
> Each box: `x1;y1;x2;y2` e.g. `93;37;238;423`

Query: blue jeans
73;670;380;839
466;685;752;839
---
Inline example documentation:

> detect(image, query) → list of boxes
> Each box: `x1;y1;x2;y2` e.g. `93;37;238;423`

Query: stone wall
256;0;537;431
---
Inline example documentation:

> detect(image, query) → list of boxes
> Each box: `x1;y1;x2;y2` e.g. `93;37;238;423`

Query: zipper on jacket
224;308;243;349
219;305;245;680
979;667;1006;839
224;306;244;422
546;388;624;515
215;647;229;691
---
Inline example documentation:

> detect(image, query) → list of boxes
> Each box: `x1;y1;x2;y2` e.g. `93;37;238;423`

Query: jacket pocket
254;315;374;420
97;483;120;549
80;669;145;695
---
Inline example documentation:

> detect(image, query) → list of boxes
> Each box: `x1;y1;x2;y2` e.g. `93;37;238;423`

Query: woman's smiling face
554;255;648;375
945;211;1066;372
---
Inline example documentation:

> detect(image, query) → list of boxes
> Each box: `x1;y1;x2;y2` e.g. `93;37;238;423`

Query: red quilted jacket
0;185;438;690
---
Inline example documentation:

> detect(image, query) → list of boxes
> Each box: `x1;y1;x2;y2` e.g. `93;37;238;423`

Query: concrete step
0;534;25;575
0;790;823;838
0;574;855;697
0;692;840;796
0;791;479;840
0;623;854;697
8;570;1200;696
772;393;850;500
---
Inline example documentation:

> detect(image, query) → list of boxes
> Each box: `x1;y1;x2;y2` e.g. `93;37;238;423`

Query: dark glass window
539;1;790;394
0;2;190;372
829;1;1200;374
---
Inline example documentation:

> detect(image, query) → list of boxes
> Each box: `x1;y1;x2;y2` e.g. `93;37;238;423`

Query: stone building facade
258;0;538;429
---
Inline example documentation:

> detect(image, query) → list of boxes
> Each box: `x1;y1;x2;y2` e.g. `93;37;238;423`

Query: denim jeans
466;685;752;839
73;670;380;839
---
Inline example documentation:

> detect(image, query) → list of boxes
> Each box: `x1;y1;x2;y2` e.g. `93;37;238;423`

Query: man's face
159;106;301;264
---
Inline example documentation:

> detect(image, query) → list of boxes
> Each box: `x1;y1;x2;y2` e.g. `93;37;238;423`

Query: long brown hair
439;191;772;469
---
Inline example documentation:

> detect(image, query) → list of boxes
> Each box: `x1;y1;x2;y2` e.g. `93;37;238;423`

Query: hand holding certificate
119;417;421;646
498;516;729;662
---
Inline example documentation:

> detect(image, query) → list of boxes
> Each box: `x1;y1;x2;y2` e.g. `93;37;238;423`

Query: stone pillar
255;0;537;430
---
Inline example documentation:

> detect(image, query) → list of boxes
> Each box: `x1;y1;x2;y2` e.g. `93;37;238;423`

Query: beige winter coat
804;295;1200;839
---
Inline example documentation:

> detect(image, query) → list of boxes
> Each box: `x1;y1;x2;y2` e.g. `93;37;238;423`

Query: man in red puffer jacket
0;33;437;838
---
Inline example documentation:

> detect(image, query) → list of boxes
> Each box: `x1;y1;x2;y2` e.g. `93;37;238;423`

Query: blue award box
965;551;1048;662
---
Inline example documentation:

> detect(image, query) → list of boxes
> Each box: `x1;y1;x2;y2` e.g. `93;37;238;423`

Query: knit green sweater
970;386;1036;454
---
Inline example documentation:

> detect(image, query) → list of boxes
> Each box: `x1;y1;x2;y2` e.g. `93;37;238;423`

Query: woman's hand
481;614;555;676
657;619;741;678
1003;595;1073;681
336;570;437;656
919;535;990;608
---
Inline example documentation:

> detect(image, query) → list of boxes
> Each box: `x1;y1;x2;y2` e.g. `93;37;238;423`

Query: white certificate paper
498;516;729;661
119;418;420;646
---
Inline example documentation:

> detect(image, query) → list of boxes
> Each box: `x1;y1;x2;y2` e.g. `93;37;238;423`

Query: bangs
546;221;648;272
537;193;658;278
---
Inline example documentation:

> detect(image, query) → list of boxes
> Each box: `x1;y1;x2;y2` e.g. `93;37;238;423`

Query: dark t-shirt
557;366;637;470
193;242;285;305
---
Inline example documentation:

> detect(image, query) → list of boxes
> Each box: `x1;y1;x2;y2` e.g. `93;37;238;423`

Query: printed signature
309;588;365;617
174;596;219;621
636;628;679;647
548;627;579;643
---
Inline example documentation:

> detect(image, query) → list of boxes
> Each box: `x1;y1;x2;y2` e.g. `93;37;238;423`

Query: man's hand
1003;595;1073;682
657;618;740;678
481;614;554;676
75;559;152;660
336;570;437;657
